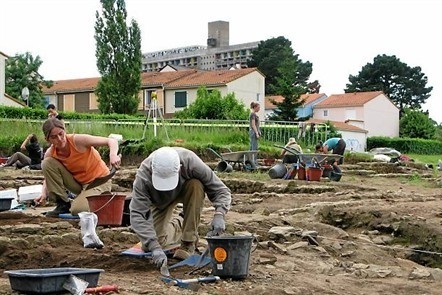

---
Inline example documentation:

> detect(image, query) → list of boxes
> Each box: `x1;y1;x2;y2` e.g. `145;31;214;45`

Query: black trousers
332;139;346;164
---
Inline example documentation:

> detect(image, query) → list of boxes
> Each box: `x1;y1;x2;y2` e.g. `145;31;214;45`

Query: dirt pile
0;162;442;294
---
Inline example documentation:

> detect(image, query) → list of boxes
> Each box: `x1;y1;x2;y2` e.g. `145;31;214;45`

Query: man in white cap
129;146;231;269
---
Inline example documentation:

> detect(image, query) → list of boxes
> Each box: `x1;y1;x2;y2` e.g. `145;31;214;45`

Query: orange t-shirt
50;134;109;184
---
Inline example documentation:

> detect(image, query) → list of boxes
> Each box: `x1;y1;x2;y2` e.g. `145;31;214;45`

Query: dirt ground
1;160;442;295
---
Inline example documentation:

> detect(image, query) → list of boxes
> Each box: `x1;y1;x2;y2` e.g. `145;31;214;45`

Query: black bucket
121;195;132;226
329;165;342;182
268;163;287;179
216;161;233;173
206;235;254;280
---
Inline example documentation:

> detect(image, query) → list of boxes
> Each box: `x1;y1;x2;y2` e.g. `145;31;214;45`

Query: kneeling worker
129;146;232;269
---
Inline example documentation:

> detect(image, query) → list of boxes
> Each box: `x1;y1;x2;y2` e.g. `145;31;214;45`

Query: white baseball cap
151;147;180;191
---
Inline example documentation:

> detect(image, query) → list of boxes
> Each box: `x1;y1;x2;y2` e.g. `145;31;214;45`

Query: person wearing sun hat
129;146;231;269
281;137;303;164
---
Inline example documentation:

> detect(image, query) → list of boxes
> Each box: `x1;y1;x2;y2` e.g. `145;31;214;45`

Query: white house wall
364;94;399;137
163;71;265;120
226;71;265;120
314;105;365;122
341;131;367;152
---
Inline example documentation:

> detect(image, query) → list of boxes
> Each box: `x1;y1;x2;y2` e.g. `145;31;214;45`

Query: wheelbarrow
207;148;258;171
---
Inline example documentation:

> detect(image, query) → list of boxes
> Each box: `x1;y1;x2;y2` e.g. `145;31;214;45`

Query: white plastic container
18;185;42;202
0;189;19;209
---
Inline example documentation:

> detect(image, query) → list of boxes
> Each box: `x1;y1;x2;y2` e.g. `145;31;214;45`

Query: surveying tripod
145;96;169;141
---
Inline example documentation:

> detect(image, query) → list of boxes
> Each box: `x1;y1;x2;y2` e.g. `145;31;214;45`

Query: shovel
168;253;211;270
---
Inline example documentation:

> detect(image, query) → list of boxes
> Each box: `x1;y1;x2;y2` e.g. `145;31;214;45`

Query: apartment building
142;21;259;72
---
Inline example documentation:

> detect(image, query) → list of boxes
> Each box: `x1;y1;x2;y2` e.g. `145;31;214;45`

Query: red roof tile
165;68;258;88
141;69;197;87
301;93;326;106
42;68;260;93
42;77;101;93
314;91;384;108
265;93;326;110
265;95;284;109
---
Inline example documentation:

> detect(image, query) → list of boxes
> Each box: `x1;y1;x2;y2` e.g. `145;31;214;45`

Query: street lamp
21;87;30;106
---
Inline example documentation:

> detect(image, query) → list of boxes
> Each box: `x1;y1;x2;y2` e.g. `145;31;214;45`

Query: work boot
173;241;195;260
46;199;71;217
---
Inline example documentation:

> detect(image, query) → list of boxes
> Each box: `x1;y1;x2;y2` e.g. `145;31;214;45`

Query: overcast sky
1;0;441;123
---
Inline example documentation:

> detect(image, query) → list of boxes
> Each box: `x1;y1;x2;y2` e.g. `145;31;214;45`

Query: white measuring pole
152;98;158;137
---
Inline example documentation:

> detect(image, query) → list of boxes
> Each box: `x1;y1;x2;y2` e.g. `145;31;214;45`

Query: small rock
409;267;431;280
267;241;287;254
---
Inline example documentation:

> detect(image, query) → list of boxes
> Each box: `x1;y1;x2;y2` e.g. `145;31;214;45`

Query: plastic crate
18;184;43;202
4;267;104;294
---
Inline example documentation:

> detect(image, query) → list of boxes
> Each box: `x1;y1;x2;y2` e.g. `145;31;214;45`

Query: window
323;110;328;117
175;91;187;107
145;90;153;105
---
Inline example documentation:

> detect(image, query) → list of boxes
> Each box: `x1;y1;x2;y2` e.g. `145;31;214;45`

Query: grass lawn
408;154;442;166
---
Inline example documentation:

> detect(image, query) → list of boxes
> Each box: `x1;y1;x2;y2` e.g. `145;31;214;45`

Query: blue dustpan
169;254;211;269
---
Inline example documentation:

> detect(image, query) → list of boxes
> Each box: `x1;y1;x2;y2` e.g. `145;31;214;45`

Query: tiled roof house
313;91;399;138
42;67;265;120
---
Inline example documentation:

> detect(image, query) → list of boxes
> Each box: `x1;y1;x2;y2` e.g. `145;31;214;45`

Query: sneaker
46;199;71;217
173;241;195;260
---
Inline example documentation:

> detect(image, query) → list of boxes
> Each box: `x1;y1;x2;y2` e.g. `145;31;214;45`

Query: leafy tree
94;0;142;114
248;36;313;95
346;54;432;116
307;80;321;94
400;108;436;139
5;52;53;108
267;64;305;121
175;87;249;120
248;36;313;121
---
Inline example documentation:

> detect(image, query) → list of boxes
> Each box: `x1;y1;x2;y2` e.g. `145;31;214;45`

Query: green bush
0;105;142;121
367;136;442;154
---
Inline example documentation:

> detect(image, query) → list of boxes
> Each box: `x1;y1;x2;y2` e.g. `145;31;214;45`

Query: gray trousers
6;152;31;167
42;157;112;215
152;179;205;247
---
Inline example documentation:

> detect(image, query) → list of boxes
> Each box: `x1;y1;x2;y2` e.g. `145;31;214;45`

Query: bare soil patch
1;162;442;294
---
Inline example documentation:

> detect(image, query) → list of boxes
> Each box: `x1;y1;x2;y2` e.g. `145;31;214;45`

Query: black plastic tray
0;197;13;212
4;267;104;294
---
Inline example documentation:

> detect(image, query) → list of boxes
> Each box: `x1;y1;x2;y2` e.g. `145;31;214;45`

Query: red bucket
306;167;322;181
86;193;126;226
297;166;306;180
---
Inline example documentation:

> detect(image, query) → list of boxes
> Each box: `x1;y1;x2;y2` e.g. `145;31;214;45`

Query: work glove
208;213;225;236
152;248;167;268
